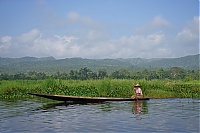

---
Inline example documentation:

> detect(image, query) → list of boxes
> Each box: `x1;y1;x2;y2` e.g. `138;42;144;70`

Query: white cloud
176;29;196;44
67;12;80;23
1;36;12;43
65;12;109;43
54;35;78;43
66;11;105;30
0;36;12;51
0;16;198;59
147;33;165;44
30;34;80;58
150;15;170;27
176;16;199;45
110;32;168;58
135;15;170;34
174;16;199;55
17;28;40;44
0;29;81;58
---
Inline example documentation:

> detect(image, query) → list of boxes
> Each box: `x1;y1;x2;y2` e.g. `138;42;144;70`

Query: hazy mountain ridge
118;54;199;70
0;54;199;74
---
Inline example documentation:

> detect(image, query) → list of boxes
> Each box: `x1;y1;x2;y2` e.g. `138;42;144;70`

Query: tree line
0;67;199;81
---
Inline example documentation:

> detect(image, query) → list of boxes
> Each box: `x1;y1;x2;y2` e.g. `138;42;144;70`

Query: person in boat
132;83;143;98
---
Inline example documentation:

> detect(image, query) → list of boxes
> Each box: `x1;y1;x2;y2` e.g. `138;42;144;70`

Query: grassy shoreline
0;79;199;99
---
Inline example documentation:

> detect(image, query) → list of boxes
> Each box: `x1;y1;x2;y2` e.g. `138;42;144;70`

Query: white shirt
135;87;142;95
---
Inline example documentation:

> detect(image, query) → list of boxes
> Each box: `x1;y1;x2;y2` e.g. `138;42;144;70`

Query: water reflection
98;102;112;112
36;100;149;115
36;102;67;111
132;101;148;114
36;101;99;111
1;99;199;132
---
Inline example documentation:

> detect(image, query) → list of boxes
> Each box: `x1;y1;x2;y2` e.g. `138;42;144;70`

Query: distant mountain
117;54;199;70
0;54;199;74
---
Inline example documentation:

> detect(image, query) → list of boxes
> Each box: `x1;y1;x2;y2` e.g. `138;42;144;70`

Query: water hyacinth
0;79;199;99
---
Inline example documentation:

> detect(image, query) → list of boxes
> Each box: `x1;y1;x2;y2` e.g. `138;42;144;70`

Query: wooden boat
27;92;150;103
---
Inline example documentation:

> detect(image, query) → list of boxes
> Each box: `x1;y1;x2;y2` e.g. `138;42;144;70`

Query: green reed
0;79;199;99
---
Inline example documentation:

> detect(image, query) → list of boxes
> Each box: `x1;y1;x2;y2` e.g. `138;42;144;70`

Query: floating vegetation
0;79;199;99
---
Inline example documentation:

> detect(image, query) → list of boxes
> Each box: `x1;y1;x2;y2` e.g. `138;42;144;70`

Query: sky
0;0;199;59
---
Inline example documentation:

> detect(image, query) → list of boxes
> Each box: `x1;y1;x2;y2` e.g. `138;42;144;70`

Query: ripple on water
0;98;199;132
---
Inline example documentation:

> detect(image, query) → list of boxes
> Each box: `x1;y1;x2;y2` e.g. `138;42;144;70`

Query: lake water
0;98;199;132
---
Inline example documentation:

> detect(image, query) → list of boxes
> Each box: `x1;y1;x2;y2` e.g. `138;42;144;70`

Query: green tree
98;69;108;79
131;71;142;80
111;69;130;79
69;70;79;80
79;67;92;80
170;67;186;79
14;73;26;80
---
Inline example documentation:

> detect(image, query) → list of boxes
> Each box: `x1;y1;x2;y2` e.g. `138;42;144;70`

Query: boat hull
27;92;150;102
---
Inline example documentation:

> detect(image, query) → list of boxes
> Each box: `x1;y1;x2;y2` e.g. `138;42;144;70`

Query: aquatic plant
0;79;199;99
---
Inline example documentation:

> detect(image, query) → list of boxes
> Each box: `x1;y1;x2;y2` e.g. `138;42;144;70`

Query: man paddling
131;84;143;98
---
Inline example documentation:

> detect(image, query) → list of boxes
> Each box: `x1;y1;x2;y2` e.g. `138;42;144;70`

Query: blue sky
0;0;199;59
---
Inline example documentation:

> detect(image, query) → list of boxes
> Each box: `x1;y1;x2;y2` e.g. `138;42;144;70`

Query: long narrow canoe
27;92;150;102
